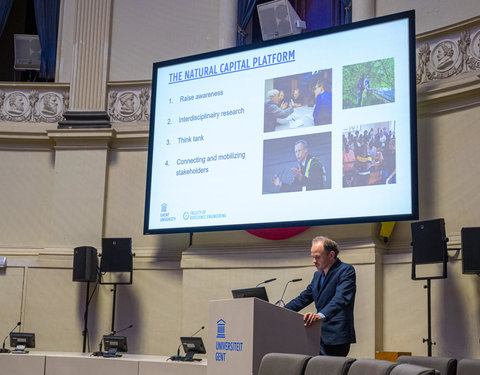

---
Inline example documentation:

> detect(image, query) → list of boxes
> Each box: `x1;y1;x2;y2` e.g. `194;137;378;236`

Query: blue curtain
304;0;351;33
0;0;13;39
340;0;352;25
237;0;257;46
33;0;60;81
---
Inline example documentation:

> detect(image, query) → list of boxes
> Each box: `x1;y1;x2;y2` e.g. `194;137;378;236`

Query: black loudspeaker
73;246;98;282
100;238;132;273
461;227;480;274
411;218;447;265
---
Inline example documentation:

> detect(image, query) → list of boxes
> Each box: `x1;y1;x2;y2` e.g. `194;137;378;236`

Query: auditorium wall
0;0;479;360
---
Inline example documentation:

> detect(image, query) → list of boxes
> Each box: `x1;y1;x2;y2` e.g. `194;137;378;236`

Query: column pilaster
352;0;376;22
70;0;112;111
46;129;114;249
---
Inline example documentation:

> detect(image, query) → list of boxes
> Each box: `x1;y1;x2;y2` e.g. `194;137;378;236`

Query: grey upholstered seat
457;358;480;375
391;363;437;375
347;358;397;375
304;355;355;375
258;353;312;375
397;356;457;375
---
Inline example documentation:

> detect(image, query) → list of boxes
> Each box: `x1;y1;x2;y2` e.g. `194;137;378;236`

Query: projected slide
145;11;417;234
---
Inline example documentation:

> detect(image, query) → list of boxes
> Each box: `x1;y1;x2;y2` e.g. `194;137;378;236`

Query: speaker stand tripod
110;283;119;334
82;282;90;353
422;278;436;356
412;246;447;356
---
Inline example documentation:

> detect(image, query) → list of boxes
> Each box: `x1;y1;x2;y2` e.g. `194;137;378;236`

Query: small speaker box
411;218;446;265
462;227;480;274
100;238;132;273
73;246;98;282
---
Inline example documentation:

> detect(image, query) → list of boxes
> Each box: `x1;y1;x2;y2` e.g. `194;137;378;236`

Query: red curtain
246;226;309;240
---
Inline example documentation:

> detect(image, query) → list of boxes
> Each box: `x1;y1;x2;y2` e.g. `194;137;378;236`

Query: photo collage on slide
342;58;396;188
262;57;397;195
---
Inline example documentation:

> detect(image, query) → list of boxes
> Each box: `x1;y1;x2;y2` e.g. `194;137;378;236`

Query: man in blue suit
285;236;356;356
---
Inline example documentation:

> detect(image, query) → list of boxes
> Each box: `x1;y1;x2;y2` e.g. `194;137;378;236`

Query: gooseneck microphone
190;325;205;338
256;278;277;287
170;325;205;360
275;278;303;306
0;321;21;353
177;326;205;356
111;324;133;335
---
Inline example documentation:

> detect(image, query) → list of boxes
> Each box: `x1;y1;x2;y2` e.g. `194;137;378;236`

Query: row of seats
258;353;480;375
396;356;479;375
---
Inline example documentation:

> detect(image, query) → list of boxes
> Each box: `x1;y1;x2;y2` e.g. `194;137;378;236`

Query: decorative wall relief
416;20;480;84
0;89;69;123
108;87;150;122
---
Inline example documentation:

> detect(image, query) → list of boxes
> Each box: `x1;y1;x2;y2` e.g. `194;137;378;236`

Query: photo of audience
264;69;332;133
342;121;396;188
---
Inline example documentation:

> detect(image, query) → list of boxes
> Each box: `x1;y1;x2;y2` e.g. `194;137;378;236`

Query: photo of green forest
342;58;395;109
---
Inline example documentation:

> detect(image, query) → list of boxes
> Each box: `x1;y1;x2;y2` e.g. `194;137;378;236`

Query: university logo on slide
161;203;167;213
216;319;226;339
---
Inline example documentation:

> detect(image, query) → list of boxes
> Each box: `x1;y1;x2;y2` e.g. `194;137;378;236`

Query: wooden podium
207;298;321;375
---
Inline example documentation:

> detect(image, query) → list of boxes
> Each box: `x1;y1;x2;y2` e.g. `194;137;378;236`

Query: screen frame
144;10;418;235
180;336;207;355
103;335;128;353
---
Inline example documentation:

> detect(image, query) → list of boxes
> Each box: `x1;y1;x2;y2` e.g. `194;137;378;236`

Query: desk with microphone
92;324;133;358
0;322;21;353
169;326;205;362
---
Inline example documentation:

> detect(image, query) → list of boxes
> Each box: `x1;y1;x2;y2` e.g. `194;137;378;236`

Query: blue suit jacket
285;258;356;346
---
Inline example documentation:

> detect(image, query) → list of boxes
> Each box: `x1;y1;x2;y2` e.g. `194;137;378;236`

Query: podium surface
208;298;321;375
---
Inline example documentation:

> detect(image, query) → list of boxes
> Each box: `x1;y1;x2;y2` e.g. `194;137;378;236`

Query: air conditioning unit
14;34;41;71
257;0;306;41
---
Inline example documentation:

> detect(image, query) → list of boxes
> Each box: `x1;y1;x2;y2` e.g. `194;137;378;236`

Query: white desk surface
0;352;207;375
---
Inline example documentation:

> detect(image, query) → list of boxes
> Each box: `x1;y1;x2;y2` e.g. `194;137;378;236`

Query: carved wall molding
2;18;480;126
414;16;480;115
181;239;376;269
416;16;480;85
0;86;69;123
107;82;151;123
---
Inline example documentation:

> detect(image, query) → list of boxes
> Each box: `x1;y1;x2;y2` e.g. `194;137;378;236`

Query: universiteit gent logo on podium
216;319;226;339
214;318;243;362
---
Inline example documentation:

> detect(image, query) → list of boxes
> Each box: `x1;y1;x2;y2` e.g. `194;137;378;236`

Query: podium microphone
256;278;277;287
170;325;205;360
0;321;21;353
275;278;302;306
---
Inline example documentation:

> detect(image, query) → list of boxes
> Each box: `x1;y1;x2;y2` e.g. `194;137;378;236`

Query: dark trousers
320;342;351;357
